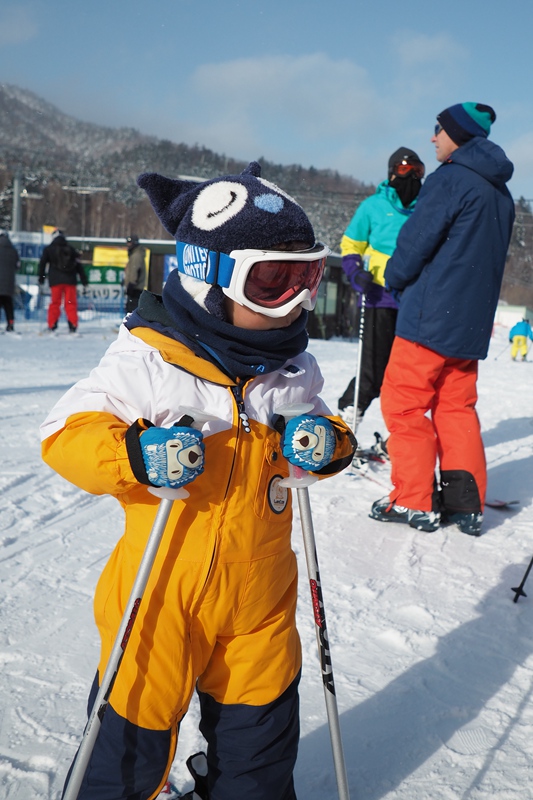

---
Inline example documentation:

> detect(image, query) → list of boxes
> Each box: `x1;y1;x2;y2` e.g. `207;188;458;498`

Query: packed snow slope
1;317;532;799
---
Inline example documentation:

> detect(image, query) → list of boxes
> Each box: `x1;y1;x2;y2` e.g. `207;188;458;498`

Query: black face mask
391;174;422;208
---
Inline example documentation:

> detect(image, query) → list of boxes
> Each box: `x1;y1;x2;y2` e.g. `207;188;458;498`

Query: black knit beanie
387;147;423;179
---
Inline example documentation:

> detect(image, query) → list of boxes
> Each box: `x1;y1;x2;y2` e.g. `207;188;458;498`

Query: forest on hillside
1;82;532;306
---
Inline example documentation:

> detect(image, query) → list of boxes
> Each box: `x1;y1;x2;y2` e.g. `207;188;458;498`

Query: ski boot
181;752;208;799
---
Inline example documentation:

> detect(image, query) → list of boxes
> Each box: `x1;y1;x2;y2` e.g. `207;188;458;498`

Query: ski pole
494;340;510;360
351;293;366;434
276;404;351;800
63;408;214;800
512;555;533;603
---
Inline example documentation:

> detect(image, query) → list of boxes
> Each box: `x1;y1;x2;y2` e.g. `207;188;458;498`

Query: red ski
485;499;520;509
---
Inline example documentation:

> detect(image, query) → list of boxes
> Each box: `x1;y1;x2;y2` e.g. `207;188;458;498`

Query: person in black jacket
123;235;147;313
0;230;20;332
369;103;515;537
38;229;88;332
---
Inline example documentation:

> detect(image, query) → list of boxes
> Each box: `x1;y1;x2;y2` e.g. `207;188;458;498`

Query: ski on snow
348;437;520;512
157;779;198;799
157;752;208;800
351;431;389;468
157;780;183;798
347;431;391;490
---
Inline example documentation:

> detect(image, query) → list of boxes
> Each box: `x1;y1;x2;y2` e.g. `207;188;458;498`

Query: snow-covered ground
1;315;533;799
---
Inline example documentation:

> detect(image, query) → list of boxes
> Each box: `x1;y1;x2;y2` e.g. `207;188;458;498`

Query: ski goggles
392;159;425;179
176;241;329;318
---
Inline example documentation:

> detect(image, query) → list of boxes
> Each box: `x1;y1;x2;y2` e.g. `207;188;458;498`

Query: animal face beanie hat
137;162;315;317
437;103;496;146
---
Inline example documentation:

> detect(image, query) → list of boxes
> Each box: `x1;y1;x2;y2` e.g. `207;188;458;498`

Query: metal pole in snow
351;293;366;435
62;490;181;800
276;403;351;800
63;407;214;800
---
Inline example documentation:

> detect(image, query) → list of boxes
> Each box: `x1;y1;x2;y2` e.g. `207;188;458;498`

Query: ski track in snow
1;319;532;799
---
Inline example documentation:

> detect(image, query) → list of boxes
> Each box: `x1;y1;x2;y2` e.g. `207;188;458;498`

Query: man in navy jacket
369;103;515;536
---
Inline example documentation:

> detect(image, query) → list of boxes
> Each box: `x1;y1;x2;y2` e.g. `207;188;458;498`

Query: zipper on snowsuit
190;378;252;606
230;380;251;434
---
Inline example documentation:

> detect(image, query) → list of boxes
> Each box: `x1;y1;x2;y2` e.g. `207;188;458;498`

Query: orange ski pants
380;337;486;512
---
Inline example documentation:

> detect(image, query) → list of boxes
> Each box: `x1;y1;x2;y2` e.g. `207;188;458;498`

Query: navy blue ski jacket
384;137;515;360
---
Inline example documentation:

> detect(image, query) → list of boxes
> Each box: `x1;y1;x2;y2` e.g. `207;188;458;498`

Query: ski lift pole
276;403;351;800
63;408;214;800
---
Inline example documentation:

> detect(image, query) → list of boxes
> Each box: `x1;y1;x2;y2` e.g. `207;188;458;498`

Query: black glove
38;276;45;286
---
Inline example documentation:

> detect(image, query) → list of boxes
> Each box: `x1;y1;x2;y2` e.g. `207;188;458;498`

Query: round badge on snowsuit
268;475;289;514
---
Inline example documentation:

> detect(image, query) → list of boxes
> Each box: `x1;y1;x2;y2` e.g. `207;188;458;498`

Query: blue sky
1;0;533;198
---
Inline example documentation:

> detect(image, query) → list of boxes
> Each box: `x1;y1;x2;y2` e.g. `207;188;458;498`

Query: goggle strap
176;241;235;288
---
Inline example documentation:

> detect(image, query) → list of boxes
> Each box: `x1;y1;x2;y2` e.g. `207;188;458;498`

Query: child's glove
140;426;204;489
281;415;336;472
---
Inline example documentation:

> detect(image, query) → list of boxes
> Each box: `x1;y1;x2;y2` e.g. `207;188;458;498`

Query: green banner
19;261;125;290
21;259;39;276
85;265;123;285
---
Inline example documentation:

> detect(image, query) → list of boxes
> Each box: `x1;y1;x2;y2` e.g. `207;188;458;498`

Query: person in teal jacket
509;318;533;360
338;147;425;428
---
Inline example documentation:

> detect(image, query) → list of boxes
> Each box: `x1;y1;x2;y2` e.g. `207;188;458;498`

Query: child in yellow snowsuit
41;163;356;800
509;318;533;361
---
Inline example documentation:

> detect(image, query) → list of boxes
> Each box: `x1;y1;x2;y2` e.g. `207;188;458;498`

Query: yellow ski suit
41;324;355;799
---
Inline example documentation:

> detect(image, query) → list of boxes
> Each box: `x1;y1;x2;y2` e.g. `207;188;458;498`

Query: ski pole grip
274;403;319;488
147;407;219;500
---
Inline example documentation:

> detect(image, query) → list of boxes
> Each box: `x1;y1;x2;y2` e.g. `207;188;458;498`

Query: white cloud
0;5;38;47
505;132;533;199
108;48;474;184
507;132;533;168
192;53;376;124
393;31;469;68
135;51;453;184
170;53;390;163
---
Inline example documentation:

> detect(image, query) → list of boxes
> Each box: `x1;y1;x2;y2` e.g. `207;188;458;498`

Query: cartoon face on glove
163;436;203;481
142;428;204;488
291;422;328;464
280;414;336;472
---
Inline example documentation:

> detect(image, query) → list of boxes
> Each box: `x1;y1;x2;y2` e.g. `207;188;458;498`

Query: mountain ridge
0;82;531;305
0;82;369;247
0;82;156;159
